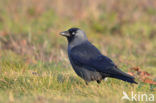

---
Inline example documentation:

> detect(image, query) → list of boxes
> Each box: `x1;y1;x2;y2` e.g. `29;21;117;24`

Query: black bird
60;28;137;85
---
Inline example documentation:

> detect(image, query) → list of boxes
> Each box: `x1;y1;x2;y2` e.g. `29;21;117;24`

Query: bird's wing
70;41;116;70
70;41;134;78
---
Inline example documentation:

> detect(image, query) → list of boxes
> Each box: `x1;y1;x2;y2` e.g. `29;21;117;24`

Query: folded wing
70;41;137;84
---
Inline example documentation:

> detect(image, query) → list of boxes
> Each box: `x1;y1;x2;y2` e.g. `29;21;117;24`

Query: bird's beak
59;31;70;37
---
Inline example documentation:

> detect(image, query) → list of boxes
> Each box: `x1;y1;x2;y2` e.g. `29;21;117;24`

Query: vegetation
0;0;156;103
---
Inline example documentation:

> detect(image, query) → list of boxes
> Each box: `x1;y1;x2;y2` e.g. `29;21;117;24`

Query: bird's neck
67;38;87;49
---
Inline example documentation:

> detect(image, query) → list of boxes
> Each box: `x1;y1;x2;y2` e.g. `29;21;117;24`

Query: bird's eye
72;32;75;35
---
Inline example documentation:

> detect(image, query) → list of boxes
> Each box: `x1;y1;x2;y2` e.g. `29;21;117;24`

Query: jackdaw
60;28;137;85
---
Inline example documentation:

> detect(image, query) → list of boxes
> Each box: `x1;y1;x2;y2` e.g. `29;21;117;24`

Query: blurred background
0;0;156;64
0;0;156;103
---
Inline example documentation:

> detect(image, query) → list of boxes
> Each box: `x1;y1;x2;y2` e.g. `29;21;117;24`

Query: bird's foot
85;81;89;85
97;80;101;84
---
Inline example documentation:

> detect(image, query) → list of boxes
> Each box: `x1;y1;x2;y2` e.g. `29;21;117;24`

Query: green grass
0;0;156;103
0;42;155;103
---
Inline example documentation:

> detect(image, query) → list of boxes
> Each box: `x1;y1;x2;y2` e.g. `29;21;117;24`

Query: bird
60;28;137;85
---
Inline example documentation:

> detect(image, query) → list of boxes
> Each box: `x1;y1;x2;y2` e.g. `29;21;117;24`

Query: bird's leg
85;81;89;85
97;80;101;84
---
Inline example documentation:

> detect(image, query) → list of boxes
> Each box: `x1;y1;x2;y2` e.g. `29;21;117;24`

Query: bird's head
60;28;87;43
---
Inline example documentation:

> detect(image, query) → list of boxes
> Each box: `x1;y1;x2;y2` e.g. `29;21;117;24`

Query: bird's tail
108;68;137;84
110;74;137;84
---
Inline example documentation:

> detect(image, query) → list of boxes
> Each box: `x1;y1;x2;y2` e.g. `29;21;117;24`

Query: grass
0;0;156;103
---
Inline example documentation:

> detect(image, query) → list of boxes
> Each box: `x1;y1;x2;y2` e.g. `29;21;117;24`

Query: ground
0;0;156;103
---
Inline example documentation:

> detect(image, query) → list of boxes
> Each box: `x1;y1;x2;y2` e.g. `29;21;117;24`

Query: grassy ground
0;0;156;103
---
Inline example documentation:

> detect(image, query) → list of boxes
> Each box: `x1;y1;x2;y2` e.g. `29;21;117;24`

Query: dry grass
0;0;156;103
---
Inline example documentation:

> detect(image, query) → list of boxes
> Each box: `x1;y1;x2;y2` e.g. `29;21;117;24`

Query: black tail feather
110;74;137;84
106;67;138;84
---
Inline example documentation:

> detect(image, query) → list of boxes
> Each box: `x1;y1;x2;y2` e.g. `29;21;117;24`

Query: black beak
59;31;70;37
